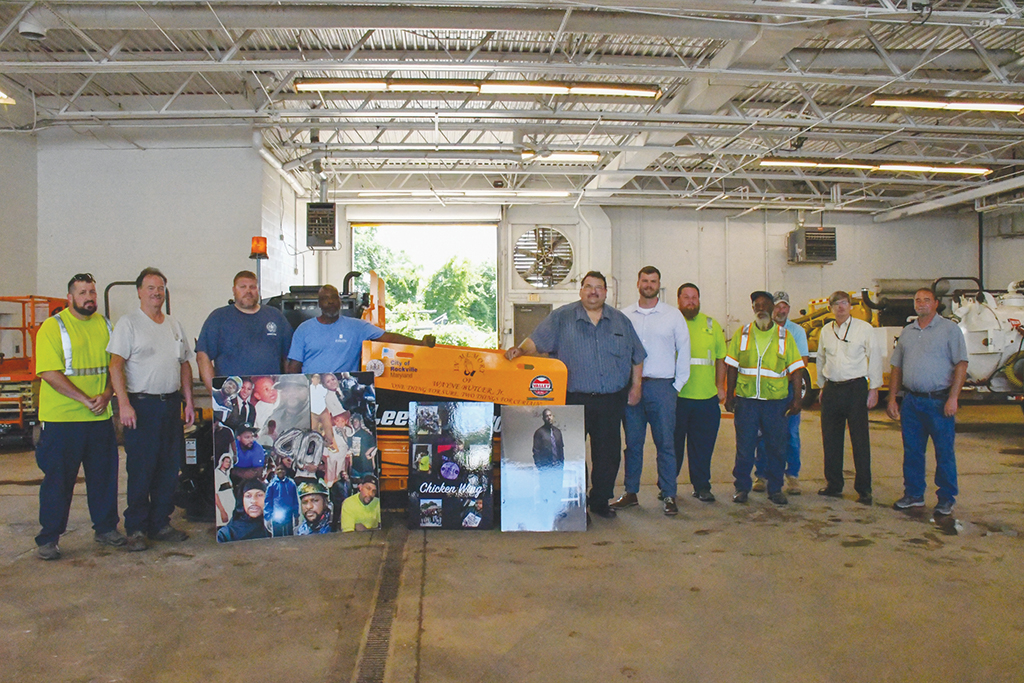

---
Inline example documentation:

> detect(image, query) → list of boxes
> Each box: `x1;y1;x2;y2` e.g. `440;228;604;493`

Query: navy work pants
733;397;789;495
35;419;120;546
674;396;722;493
123;393;184;536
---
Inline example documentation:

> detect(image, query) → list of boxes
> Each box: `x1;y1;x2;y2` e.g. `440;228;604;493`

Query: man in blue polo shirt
887;288;968;516
196;270;293;393
285;284;434;374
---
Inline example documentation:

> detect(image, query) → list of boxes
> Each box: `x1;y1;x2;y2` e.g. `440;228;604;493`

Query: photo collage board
211;372;380;543
408;401;495;530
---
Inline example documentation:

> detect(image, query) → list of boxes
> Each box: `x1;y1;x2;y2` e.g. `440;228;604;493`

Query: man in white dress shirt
611;266;691;516
816;290;884;505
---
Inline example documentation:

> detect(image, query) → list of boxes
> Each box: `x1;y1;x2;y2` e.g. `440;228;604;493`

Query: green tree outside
352;227;497;348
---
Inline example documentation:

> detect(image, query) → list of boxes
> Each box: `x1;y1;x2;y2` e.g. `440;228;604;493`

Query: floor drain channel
355;522;408;683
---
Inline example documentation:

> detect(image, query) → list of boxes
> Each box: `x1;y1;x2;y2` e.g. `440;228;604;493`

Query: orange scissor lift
356;271;568;494
0;296;66;446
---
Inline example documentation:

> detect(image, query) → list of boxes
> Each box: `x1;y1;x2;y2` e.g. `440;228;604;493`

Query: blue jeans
623;378;678;497
755;383;800;478
733;398;788;495
35;420;120;546
900;393;958;503
674;396;721;493
123;393;184;536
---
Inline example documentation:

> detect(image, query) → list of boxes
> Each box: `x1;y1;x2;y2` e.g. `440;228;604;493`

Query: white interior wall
36;129;263;342
259;163;316;297
981;213;1024;290
606;207;980;335
0;135;38;296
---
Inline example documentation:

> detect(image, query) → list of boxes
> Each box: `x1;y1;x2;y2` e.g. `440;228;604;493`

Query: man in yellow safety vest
724;291;805;505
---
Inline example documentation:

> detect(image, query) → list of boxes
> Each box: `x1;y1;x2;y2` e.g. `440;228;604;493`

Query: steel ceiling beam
5;57;1023;96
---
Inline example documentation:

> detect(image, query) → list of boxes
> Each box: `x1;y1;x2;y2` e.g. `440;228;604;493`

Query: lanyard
832;320;851;343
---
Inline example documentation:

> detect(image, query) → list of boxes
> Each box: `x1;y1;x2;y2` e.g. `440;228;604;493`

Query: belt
129;391;181;401
641;377;673;382
904;388;949;400
825;377;866;387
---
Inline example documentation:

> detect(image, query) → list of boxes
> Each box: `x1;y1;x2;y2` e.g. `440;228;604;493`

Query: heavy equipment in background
943;277;1024;410
792;286;903;406
0;295;67;446
795;277;1024;412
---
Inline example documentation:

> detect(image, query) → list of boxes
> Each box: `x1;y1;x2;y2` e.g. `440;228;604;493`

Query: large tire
802;388;820;408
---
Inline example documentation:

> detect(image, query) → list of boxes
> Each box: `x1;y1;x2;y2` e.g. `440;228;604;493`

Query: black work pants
567;390;626;510
820;378;872;496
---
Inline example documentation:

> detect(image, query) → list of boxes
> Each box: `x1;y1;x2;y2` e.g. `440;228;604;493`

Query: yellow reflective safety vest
725;322;805;400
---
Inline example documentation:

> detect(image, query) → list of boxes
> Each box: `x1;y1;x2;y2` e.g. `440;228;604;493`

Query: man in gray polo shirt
886;288;968;516
505;271;645;519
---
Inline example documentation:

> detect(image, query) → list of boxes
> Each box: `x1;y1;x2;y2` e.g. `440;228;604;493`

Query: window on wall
352;223;498;348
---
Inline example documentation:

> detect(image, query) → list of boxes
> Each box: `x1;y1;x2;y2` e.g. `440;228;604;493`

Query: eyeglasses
70;273;94;283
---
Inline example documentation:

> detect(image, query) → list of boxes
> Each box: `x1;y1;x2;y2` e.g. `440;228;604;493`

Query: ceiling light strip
871;98;1024;114
760;158;991;174
294;78;660;98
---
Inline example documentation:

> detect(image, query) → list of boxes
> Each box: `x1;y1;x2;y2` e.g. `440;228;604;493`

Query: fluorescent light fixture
760;159;875;170
522;151;602;163
515;190;571;198
871;98;1024;114
480;81;571;95
877;164;992;175
0;90;14;105
386;80;479;93
760;159;818;168
293;79;661;99
295;79;387;92
568;85;661;98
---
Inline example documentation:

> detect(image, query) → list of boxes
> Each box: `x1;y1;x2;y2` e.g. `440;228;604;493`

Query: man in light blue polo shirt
753;291;808;495
612;266;690;516
887;288;968;516
285;284;434;374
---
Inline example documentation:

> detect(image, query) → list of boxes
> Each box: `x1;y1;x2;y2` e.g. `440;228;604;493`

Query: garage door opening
352;223;498;348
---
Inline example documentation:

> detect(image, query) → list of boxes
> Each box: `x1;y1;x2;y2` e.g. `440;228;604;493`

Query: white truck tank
952;281;1024;393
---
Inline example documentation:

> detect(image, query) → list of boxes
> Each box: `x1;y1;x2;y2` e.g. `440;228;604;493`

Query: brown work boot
752;477;767;492
609;492;639;509
786;475;802;495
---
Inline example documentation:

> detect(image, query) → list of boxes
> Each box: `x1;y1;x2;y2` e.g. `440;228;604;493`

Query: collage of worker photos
500;406;587;532
211;372;380;543
407;401;496;530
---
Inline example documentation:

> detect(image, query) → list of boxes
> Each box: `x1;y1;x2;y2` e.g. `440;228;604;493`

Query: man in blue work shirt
196;270;293;394
285;284;434;374
753;291;809;495
505;271;646;519
887;288;968;516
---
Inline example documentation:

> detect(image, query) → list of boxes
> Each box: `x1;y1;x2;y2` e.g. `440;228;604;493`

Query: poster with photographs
407;401;494;530
211;372;379;543
500;405;587;532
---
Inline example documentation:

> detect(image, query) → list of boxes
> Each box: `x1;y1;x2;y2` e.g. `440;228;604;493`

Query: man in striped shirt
505;271;646;519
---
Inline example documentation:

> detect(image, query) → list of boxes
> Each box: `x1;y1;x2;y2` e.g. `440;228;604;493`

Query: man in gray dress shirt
505;271;646;518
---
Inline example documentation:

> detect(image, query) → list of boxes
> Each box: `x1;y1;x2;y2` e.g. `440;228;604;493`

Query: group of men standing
34;263;968;557
507;268;968;521
35;268;434;560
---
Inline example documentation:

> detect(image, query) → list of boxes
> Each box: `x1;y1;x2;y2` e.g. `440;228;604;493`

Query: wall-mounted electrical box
306;203;337;249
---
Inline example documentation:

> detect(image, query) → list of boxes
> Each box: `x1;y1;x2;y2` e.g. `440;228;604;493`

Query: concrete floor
1;405;1022;682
